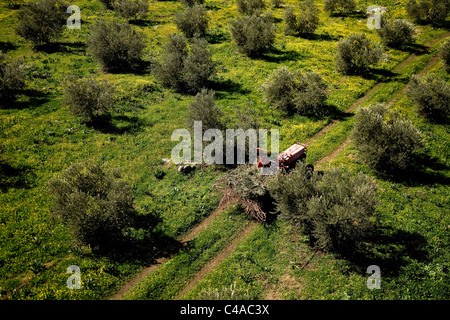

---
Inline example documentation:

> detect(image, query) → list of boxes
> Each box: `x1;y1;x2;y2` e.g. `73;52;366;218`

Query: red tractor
256;143;313;173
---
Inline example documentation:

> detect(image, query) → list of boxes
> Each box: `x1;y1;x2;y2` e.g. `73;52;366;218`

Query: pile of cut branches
216;165;272;222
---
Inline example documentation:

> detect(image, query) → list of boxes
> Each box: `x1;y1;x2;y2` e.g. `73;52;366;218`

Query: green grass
0;0;449;300
123;204;251;300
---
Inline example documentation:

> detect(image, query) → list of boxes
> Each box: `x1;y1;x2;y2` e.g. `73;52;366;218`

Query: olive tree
229;13;276;57
87;20;146;72
351;103;425;173
16;0;67;46
335;33;385;75
261;66;328;116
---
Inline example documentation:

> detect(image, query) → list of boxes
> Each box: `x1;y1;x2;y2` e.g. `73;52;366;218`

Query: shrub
439;39;450;72
323;0;356;15
407;74;450;122
174;4;209;38
15;0;67;46
183;37;216;92
406;0;450;25
154;34;215;93
63;78;114;123
284;8;298;35
270;0;283;8
306;167;378;251
87;20;146;72
268;163;378;252
181;0;204;6
154;34;188;91
351;103;425;174
236;0;266;15
113;0;149;21
187;89;224;132
99;0;114;9
335;33;385;75
284;0;320;36
0;53;26;103
48;161;138;250
377;18;415;48
261;66;328;115
229;13;276;57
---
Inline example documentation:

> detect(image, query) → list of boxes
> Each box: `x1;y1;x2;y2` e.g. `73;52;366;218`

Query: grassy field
0;0;448;300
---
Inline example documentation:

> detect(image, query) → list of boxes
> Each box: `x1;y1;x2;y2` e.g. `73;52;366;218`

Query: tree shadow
209;78;251;98
87;114;146;135
0;89;51;110
301;32;340;42
338;226;430;277
0;159;36;192
106;60;152;75
129;19;161;27
402;43;429;55
379;155;450;187
0;41;19;53
93;213;184;264
307;103;351;121
35;41;86;54
205;29;230;44
257;47;306;63
363;68;397;81
328;11;366;19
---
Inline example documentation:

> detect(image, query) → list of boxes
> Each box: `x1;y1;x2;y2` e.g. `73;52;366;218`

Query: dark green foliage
351;103;425;174
406;0;450;25
377;18;415;48
284;0;320;36
187;89;224;132
48;161;139;251
407;74;450;122
335;33;385;75
63;78;114;123
113;0;149;21
183;37;216;91
236;0;266;15
270;0;283;8
268;163;378;252
174;4;209;38
0;53;26;103
323;0;356;15
229;13;276;57
15;0;67;46
87;20;146;72
154;33;188;91
99;0;114;9
154;34;215;93
261;66;328;116
439;39;450;72
181;0;205;6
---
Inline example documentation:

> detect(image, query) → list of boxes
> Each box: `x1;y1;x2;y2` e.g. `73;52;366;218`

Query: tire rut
109;195;237;300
